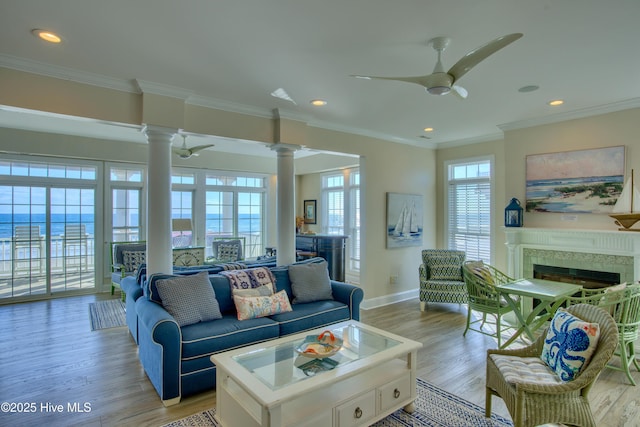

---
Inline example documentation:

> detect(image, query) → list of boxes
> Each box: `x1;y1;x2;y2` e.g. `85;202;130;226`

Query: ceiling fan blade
451;85;468;99
447;33;523;83
351;74;430;88
189;144;214;154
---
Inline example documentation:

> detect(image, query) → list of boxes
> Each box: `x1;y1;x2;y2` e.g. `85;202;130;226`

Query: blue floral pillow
540;308;600;381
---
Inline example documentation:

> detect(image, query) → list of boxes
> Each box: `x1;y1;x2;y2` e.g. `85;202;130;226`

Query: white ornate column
271;143;301;266
144;125;176;275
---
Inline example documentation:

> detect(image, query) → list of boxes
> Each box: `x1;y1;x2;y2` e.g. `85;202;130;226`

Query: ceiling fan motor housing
425;72;453;95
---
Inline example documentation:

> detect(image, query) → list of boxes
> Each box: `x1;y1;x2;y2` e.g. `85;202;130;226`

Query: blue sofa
134;257;364;406
121;258;278;344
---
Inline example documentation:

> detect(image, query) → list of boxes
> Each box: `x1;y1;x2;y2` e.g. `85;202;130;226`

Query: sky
525;146;625;181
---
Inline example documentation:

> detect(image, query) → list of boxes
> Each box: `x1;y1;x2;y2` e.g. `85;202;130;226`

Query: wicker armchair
418;249;467;311
486;304;618;427
461;261;516;348
566;283;640;385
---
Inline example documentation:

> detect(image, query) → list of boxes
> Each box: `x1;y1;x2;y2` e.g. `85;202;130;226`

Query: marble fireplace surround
504;228;640;284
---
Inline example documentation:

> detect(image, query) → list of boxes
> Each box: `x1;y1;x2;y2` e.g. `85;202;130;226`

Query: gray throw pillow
155;271;222;326
288;260;333;304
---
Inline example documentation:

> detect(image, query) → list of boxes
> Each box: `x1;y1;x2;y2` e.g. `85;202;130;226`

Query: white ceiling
1;0;640;153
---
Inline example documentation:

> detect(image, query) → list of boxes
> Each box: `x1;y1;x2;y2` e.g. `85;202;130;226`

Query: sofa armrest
330;281;364;321
136;298;182;405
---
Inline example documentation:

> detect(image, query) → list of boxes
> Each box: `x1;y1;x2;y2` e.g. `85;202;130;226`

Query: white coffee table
210;320;422;427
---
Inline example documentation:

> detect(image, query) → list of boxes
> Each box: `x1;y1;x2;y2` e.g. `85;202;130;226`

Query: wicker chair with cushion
418;249;467;311
566;282;640;385
461;261;516;348
485;303;618;427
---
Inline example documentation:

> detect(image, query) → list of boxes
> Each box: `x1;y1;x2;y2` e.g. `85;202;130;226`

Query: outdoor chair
418;249;467;311
462;260;516;348
62;223;89;272
485;303;618;427
566;283;640;385
13;225;45;274
111;241;146;297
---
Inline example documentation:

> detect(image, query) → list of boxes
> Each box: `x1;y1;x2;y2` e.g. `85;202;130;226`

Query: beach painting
386;192;423;248
526;146;625;214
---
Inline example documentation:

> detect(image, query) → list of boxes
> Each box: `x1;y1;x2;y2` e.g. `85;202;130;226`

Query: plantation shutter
447;160;492;263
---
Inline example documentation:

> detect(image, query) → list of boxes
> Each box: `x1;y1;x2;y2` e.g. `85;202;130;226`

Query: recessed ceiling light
423;127;434;132
310;99;327;107
32;29;62;43
518;85;539;93
548;99;564;106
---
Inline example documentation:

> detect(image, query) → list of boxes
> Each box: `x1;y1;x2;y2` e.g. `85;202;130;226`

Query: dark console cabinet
296;235;348;281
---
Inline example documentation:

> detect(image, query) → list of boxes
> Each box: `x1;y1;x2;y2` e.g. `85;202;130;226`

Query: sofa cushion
540;308;600;382
270;300;351;336
155;271;222;327
180;314;279;360
289;260;333;304
233;289;293;320
123;250;146;273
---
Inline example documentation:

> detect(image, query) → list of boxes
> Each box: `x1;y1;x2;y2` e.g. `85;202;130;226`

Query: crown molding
435;131;505;149
186;94;273;119
135;79;193;100
498;98;640;132
0;54;138;93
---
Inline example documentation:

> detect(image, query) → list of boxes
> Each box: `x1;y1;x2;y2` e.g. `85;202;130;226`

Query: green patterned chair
418;249;467;311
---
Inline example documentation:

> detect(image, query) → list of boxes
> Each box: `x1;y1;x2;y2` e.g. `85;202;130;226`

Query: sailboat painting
387;192;423;248
609;169;640;231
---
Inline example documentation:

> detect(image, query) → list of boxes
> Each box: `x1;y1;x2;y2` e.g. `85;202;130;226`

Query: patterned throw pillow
425;255;463;281
220;267;276;291
540;308;600;382
217;244;239;262
232;283;274;297
122;250;146;272
155;271;222;327
233;289;293;320
288;260;334;304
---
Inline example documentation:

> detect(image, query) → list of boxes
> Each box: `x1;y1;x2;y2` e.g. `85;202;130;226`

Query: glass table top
232;323;401;390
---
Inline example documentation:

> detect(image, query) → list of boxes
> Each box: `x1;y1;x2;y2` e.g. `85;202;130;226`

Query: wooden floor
0;294;638;427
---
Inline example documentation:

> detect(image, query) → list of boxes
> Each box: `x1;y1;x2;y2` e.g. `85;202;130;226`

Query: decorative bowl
295;330;343;359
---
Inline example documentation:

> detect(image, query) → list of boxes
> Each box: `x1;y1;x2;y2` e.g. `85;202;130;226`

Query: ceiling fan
351;33;523;99
172;135;214;159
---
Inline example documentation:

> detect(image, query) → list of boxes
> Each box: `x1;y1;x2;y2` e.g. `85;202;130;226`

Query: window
446;158;493;264
322;168;360;271
109;166;144;242
204;173;265;258
322;173;345;235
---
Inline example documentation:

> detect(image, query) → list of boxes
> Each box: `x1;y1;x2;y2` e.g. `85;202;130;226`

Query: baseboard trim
361;289;418;310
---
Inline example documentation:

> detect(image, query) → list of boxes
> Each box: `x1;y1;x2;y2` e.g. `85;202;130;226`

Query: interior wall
0;67;437;305
436;107;640;272
504;108;640;231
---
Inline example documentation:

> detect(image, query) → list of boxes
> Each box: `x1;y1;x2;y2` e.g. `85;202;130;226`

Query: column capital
270;142;303;153
142;125;178;141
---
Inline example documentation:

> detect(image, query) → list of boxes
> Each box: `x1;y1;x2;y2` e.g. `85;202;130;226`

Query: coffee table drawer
378;373;411;413
335;389;376;427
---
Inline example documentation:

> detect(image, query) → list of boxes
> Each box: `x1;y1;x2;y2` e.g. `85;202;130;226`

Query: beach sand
529;190;615;214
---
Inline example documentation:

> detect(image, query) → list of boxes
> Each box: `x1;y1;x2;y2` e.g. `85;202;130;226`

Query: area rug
161;378;514;427
88;299;126;331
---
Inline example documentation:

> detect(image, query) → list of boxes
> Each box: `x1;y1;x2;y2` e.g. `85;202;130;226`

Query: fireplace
533;264;620;289
504;227;639;283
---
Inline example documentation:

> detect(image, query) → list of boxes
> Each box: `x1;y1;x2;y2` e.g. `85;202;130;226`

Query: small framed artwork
386;192;423;248
304;200;317;224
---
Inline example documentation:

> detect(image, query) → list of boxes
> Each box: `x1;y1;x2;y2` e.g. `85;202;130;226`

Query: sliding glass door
0;158;99;301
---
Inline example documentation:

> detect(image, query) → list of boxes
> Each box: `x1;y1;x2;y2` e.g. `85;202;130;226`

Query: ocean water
0;214;262;239
526;175;623;200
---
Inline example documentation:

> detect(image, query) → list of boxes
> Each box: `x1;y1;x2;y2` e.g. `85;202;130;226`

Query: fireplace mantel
504;227;640;282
